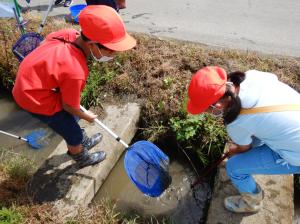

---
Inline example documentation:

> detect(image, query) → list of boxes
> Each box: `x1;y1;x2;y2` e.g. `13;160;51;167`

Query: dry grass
0;151;141;224
0;12;78;90
1;13;299;130
92;33;300;142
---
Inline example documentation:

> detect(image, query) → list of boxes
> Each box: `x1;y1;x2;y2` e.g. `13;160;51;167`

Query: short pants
30;110;82;146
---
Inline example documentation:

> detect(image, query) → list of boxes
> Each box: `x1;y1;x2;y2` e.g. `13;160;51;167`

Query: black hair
227;71;246;86
85;0;119;11
80;31;111;50
221;71;246;124
81;32;90;42
96;43;110;50
222;87;242;124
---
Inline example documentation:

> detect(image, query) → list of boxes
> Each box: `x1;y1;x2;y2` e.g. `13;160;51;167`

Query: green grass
81;61;120;108
0;148;34;181
0;207;23;224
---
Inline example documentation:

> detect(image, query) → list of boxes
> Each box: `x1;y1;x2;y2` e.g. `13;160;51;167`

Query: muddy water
93;150;211;223
0;92;62;168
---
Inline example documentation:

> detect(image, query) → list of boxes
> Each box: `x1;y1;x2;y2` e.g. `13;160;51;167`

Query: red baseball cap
78;5;136;51
187;66;227;114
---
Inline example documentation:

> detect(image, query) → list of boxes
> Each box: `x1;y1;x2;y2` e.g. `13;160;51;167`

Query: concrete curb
28;103;140;219
206;160;294;224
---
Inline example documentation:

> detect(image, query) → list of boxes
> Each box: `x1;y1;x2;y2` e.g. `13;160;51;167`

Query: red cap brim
186;84;226;115
102;33;136;51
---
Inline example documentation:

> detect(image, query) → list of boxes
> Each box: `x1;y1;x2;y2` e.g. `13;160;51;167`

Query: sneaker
224;185;264;213
68;148;106;168
64;0;73;7
81;129;103;150
54;0;64;5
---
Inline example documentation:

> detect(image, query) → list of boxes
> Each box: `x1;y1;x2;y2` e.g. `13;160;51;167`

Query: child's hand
85;110;98;123
227;144;240;156
224;142;238;156
226;142;251;156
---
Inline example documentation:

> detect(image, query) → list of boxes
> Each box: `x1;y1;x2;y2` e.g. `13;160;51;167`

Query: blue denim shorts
30;110;82;146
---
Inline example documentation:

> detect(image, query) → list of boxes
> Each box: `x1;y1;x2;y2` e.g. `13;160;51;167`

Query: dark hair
222;71;246;124
86;0;119;11
81;32;112;50
96;43;110;50
227;71;246;86
222;87;242;124
81;32;90;42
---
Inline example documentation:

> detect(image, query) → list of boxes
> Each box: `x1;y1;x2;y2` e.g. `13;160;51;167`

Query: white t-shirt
227;70;300;166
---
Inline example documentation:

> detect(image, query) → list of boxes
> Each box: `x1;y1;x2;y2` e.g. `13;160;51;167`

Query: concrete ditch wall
28;103;141;219
10;99;294;223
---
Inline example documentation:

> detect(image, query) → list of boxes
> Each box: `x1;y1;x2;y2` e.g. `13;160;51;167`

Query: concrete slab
28;103;140;218
0;94;62;168
206;160;294;224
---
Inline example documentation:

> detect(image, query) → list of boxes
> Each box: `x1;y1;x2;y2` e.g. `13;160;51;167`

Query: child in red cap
55;0;125;10
86;0;126;11
187;66;300;213
13;5;136;168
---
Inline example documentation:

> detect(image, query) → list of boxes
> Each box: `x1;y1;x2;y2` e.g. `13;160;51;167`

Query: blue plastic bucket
69;4;87;23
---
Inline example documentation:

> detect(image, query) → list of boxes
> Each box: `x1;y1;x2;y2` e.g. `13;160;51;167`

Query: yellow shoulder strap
240;105;300;115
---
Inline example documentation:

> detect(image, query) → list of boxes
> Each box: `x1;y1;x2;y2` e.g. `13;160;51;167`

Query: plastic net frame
124;141;172;197
12;32;44;62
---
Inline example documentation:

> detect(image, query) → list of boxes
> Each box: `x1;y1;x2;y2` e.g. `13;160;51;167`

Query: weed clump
0;207;23;224
0;148;34;182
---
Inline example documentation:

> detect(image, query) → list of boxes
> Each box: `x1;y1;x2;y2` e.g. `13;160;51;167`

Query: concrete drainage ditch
0;93;295;223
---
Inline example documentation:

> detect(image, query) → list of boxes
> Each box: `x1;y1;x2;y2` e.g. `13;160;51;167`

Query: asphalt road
18;0;300;57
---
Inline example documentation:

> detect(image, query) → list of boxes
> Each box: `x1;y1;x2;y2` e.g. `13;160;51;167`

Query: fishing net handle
12;6;26;35
38;0;55;33
80;105;129;148
191;152;230;188
0;130;28;142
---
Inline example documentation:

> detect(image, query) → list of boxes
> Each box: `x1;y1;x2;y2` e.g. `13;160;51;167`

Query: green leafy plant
170;114;204;142
170;114;228;165
0;207;23;224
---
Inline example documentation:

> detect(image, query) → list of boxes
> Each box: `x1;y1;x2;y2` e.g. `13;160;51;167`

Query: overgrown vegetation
170;114;227;165
0;207;23;224
0;148;34;182
0;23;18;90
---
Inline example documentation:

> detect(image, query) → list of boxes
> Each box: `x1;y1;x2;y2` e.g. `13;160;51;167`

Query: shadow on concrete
27;153;95;203
28;154;74;203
